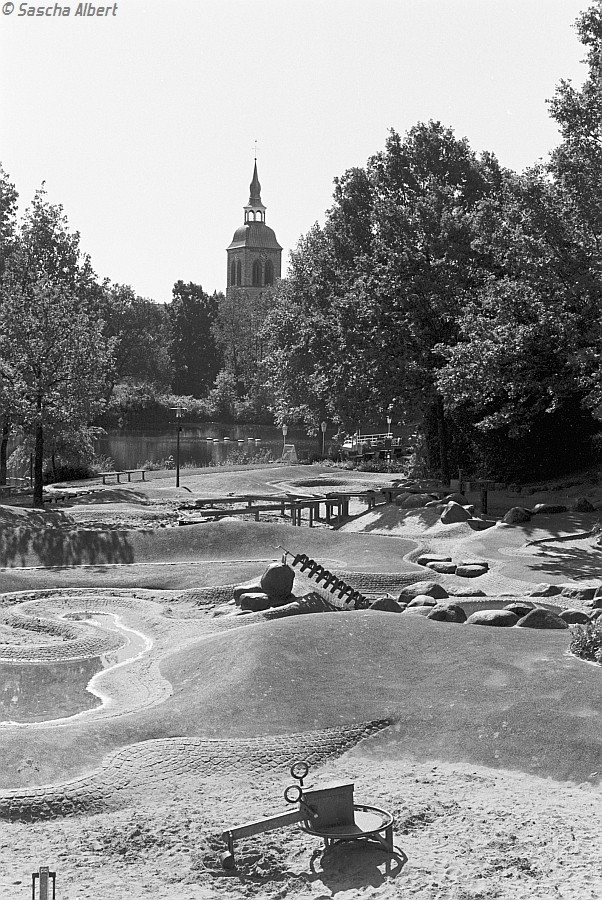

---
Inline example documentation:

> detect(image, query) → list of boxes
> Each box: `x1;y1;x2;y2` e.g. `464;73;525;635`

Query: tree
0;187;112;504
262;122;503;475
0;163;18;482
0;163;18;281
167;281;220;397
0;278;111;505
545;3;602;416
98;282;172;399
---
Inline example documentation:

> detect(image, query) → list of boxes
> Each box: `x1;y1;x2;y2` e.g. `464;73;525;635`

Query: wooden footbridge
178;486;413;527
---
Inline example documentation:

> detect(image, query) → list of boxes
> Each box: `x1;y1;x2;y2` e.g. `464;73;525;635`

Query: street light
170;406;185;487
386;407;393;473
321;420;327;457
282;423;288;456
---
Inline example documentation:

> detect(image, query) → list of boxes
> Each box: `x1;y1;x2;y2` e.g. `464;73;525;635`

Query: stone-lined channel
0;613;150;724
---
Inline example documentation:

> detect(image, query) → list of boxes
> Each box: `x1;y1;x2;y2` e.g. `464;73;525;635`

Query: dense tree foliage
99;282;172;398
261;6;602;480
261;122;504;476
0;189;112;504
166;281;220;397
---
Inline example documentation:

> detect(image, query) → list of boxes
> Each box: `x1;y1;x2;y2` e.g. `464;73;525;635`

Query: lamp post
282;424;288;456
170;406;184;487
321;420;327;457
386;407;393;473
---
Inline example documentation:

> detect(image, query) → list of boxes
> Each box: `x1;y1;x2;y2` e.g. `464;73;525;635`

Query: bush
43;463;94;484
569;620;602;664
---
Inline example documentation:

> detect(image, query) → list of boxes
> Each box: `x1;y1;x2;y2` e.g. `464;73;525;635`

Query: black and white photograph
1;1;601;898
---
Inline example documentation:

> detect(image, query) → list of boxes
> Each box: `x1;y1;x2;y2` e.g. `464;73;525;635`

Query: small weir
0;613;150;724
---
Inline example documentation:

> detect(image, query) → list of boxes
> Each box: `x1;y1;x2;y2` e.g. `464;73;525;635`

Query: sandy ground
0;464;601;899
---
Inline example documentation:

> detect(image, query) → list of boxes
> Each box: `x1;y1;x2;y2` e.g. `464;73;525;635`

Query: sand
0;464;601;899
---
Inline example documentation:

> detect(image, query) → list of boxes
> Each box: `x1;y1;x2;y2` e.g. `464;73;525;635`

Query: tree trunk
435;395;450;483
0;415;8;485
33;423;44;507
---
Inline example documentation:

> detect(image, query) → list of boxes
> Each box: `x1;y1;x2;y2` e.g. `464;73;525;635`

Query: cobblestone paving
0;719;391;821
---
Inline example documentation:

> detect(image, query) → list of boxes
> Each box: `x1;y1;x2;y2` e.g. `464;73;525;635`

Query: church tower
226;161;282;296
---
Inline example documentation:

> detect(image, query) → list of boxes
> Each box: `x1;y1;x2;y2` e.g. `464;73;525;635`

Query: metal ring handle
290;760;310;781
284;784;302;804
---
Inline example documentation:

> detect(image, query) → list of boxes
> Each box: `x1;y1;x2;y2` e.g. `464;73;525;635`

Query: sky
0;0;590;303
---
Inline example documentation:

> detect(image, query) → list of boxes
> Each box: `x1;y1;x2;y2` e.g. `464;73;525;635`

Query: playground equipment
220;761;395;870
283;548;370;609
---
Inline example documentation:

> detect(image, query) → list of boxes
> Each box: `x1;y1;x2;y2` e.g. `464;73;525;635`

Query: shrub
43;463;94;484
569;620;602;664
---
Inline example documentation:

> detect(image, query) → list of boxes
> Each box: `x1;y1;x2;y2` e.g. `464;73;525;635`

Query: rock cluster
366;578;602;634
233;562;296;612
415;554;490;579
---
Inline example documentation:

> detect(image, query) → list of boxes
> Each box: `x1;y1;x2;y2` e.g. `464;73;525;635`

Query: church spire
244;159;266;224
248;160;262;206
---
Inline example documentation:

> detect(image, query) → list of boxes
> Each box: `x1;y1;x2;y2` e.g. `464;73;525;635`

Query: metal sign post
32;866;56;900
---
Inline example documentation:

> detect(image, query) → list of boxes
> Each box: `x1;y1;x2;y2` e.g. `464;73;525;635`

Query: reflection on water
0;657;103;723
94;424;321;470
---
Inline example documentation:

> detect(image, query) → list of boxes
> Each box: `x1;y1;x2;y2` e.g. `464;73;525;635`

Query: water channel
0;613;150;724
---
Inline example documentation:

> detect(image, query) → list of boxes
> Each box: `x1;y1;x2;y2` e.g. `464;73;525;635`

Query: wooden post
480;487;488;515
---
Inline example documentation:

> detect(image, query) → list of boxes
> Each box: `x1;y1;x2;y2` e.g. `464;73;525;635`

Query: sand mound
160;611;602;783
338;504;478;542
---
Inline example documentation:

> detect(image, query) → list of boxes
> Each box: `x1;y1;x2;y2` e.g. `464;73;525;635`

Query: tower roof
227;222;282;251
248;160;263;206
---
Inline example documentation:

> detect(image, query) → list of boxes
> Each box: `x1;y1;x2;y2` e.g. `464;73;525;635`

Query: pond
94;423;326;471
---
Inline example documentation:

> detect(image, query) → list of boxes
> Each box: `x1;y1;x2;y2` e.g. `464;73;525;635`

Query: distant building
226;161;282;297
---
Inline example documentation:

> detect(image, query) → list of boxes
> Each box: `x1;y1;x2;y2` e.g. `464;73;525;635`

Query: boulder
402;606;432;616
260;563;295;602
516;608;569;630
466;610;519;627
455;564;488;578
416;554;452;567
426;561;457;574
425;500;446;509
400;493;436;509
559;585;596;603
407;595;438;608
528;583;562;597
233;578;263;603
440;501;472;525
503;507;531;524
467;518;496;531
447;588;487;597
369;597;404;613
572;497;596;512
504;601;536;619
398;581;449;602
589;608;602;620
559;608;591;625
588;585;602;609
443;492;467;504
239;592;271;612
459;559;489;570
530;503;568;515
393;493;411;506
427;603;467;624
